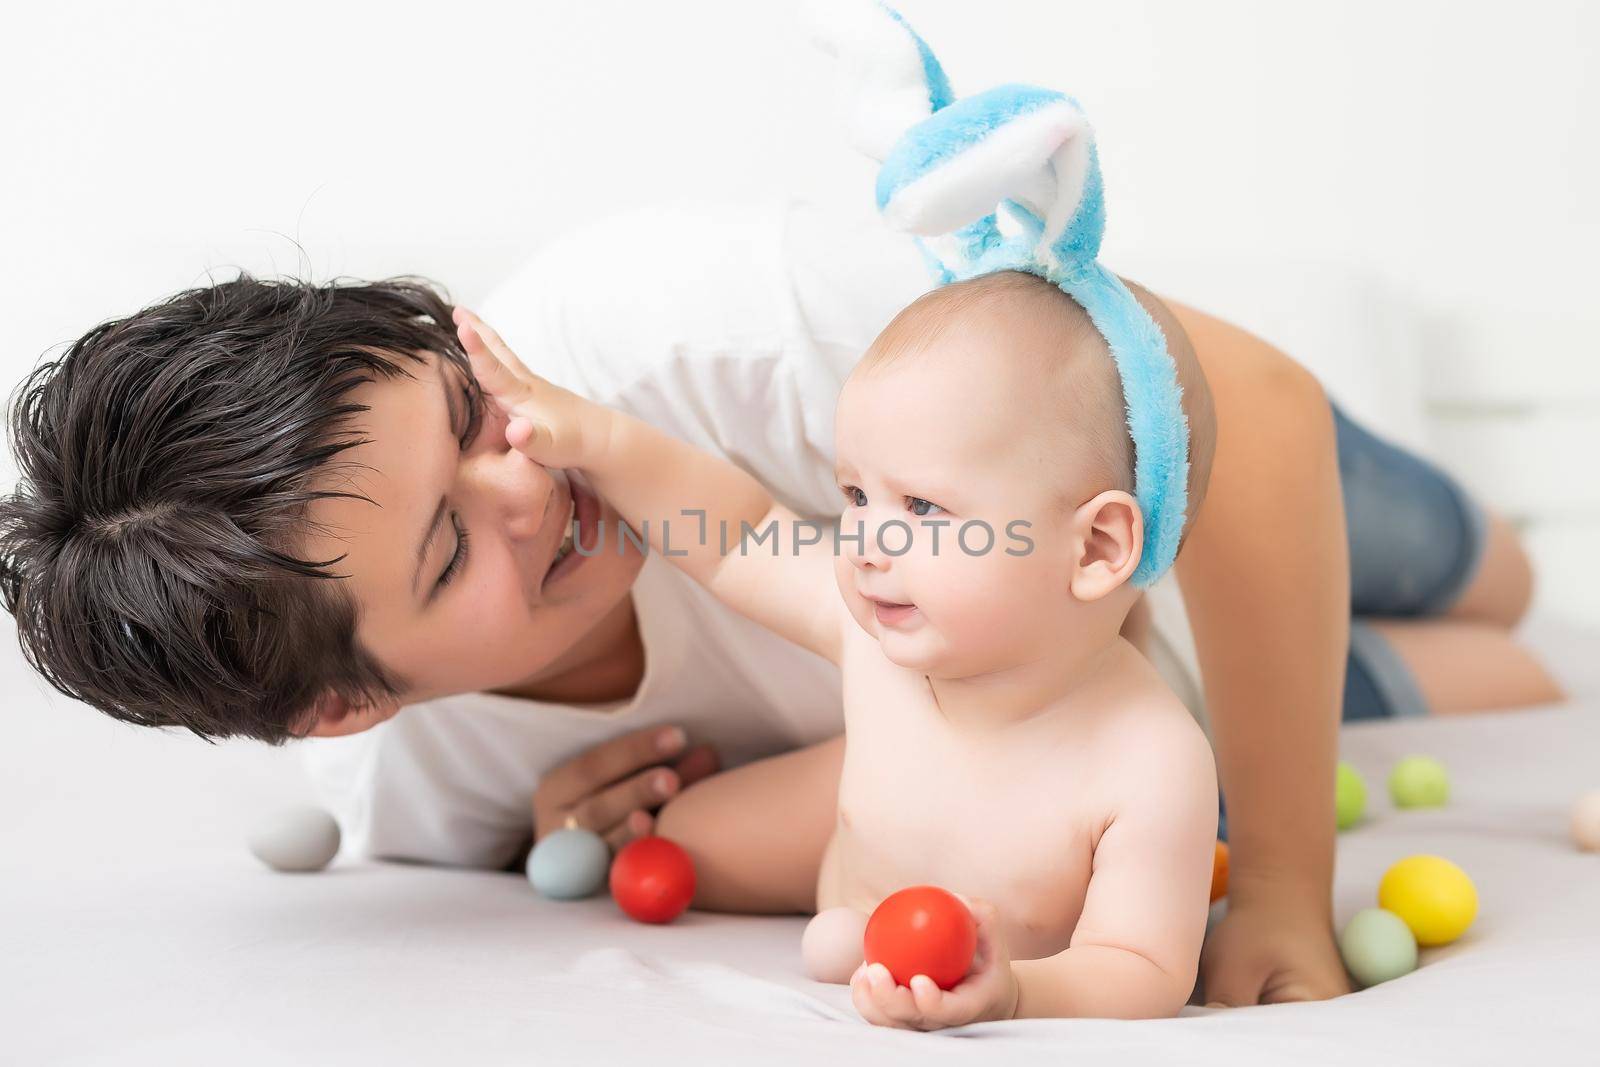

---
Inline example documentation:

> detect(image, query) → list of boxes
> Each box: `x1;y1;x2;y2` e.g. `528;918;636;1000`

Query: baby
456;265;1218;1028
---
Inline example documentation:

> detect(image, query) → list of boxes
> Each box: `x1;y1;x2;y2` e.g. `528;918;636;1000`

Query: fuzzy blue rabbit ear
873;85;1101;281
815;3;1190;585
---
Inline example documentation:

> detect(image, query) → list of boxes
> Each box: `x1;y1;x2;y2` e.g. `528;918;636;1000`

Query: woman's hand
1200;887;1351;1005
850;897;1019;1030
452;306;612;470
533;724;722;852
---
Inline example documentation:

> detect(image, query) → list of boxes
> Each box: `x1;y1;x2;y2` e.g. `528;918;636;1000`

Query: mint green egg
1336;761;1367;830
1339;907;1419;988
1389;756;1450;809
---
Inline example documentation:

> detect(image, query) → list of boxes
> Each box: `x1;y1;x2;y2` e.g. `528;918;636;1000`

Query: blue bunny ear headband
809;0;1191;587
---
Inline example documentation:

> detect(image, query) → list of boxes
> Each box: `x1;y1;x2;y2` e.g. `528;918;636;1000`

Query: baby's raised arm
1012;717;1218;1019
456;309;842;663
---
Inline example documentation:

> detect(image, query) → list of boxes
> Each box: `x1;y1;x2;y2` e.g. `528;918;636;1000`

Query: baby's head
832;270;1214;675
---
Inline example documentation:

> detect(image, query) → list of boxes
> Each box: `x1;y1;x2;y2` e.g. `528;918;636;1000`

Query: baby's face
832;337;1100;676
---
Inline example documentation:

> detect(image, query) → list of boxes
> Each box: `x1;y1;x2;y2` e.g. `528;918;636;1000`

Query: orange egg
1210;840;1230;903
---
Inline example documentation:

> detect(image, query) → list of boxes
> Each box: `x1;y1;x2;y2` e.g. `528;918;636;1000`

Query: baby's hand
850;897;1018;1031
452;306;609;470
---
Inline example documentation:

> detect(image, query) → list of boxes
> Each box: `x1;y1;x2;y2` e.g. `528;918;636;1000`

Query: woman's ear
1067;489;1143;602
293;691;402;738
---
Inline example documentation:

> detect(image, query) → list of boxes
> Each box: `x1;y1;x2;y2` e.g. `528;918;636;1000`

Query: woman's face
297;350;644;731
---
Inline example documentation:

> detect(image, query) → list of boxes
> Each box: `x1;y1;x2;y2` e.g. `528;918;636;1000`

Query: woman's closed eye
437;513;471;591
432;381;483;596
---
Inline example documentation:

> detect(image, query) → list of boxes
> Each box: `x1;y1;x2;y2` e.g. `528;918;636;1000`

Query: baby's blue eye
842;486;867;508
908;497;943;517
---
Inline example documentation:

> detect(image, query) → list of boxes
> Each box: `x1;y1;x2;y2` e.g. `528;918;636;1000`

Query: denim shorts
1332;399;1489;721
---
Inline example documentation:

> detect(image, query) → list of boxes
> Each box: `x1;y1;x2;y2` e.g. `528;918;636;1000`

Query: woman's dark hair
0;272;484;743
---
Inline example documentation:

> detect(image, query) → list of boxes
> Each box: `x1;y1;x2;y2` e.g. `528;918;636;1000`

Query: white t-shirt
302;198;1205;867
303;550;843;869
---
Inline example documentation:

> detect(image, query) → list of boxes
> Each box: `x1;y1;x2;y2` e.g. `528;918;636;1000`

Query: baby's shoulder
1093;647;1215;779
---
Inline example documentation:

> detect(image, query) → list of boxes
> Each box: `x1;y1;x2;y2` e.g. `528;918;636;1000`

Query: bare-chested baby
457;268;1219;1029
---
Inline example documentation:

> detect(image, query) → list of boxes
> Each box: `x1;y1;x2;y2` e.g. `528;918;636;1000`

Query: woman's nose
464;422;556;543
501;487;550;543
502;460;558;543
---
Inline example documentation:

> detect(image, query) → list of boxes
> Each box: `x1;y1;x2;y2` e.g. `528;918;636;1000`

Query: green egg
1339;907;1419;988
1389;756;1450;809
1336;761;1367;830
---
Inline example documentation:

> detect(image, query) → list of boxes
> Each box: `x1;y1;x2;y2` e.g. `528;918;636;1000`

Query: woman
0;200;1561;1009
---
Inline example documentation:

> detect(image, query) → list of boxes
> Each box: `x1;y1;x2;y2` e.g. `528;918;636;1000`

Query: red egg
863;885;977;990
609;836;696;923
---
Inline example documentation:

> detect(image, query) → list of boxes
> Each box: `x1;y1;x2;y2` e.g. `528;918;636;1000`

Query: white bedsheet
4;614;1598;1065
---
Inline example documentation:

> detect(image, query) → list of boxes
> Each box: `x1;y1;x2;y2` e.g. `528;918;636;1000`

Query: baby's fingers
852;964;906;1028
505;417;536;451
849;965;890;1026
452;306;556;410
453;306;535;379
921;971;992;1023
909;974;947;1017
456;318;533;410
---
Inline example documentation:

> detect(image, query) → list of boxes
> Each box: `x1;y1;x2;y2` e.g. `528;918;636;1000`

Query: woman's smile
541;470;604;594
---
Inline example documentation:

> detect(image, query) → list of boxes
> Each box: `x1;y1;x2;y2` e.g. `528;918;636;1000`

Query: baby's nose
841;519;889;571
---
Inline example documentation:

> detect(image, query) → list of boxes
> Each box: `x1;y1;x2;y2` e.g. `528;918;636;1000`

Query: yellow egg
1377;855;1478;946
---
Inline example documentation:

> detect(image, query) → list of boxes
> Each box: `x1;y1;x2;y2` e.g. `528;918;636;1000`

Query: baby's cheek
975;535;1070;626
923;553;1030;641
833;554;873;634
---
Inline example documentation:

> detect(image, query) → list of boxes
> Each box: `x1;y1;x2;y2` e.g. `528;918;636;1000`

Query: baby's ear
1067;490;1143;602
293;690;401;739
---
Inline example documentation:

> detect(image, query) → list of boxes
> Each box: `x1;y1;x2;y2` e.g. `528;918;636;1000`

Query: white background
3;0;1597;624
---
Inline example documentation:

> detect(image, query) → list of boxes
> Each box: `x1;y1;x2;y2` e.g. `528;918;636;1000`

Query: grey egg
248;805;341;872
526;827;611;899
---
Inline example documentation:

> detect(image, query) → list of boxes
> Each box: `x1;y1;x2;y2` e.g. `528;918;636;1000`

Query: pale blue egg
527;828;610;900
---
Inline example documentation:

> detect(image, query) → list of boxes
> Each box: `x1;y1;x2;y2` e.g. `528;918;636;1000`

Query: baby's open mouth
867;596;919;627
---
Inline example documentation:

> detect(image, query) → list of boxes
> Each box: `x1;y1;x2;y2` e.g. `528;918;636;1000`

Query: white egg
249;805;341;872
801;907;868;984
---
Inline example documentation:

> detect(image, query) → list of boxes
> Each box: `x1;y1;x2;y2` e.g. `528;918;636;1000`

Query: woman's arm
1166;299;1353;1004
655;733;845;914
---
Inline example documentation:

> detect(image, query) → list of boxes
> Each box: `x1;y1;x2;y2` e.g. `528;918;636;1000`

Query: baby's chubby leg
802;907;869;984
654;733;844;915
